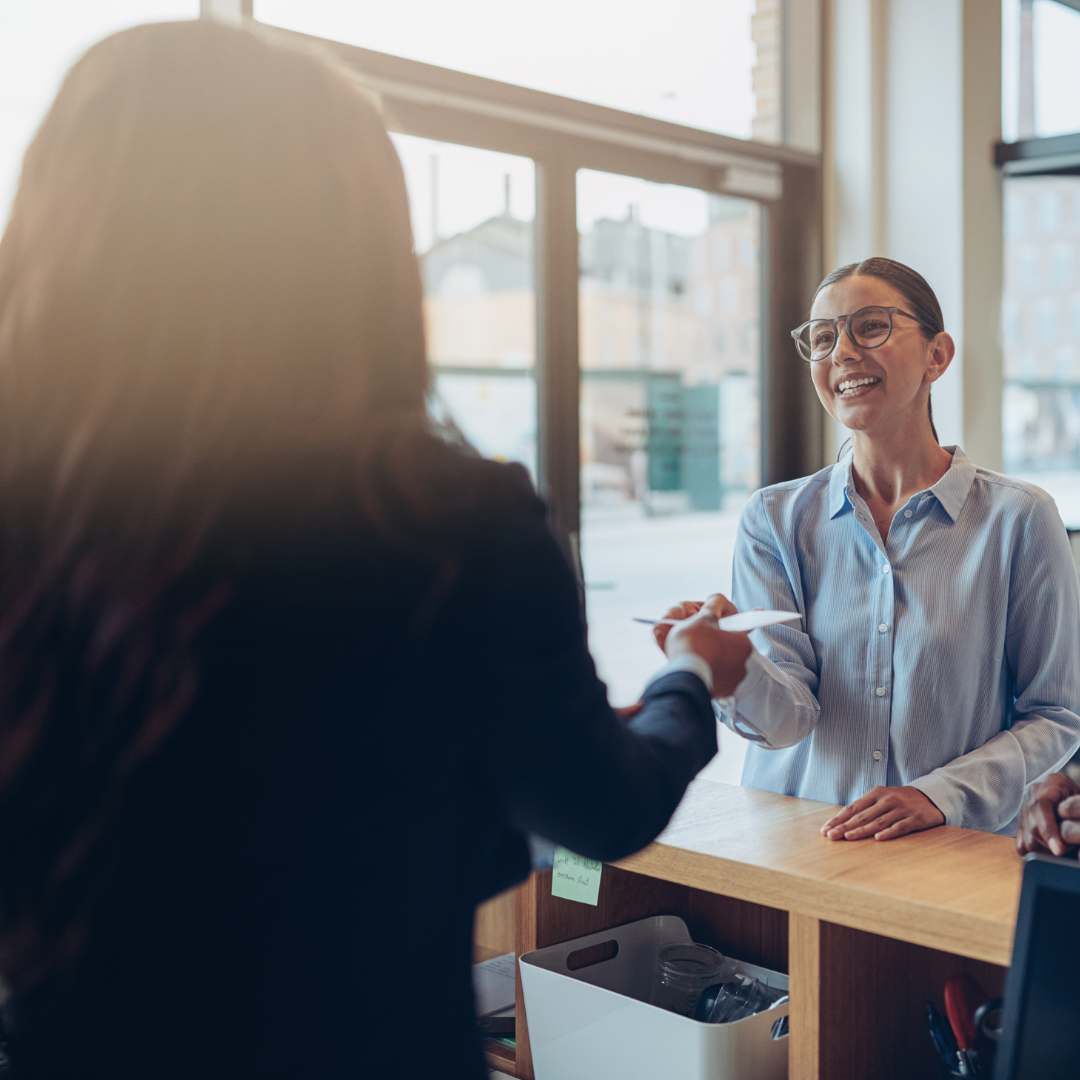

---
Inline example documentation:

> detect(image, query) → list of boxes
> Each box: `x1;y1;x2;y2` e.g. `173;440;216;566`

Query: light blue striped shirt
720;446;1080;834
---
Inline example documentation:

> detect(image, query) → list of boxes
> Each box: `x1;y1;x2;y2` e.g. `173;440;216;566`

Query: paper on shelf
473;952;516;1017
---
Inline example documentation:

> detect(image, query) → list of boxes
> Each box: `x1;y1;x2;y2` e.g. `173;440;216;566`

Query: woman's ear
925;332;956;384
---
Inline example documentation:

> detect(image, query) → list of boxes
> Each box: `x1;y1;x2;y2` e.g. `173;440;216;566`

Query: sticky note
551;848;602;906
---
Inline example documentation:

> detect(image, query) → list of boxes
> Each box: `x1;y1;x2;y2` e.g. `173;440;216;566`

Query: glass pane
577;168;762;782
1002;0;1080;142
393;134;537;477
0;1;200;223
1002;175;1080;525
256;0;775;142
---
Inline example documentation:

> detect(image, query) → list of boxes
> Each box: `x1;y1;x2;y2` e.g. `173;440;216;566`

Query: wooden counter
491;779;1025;1080
618;779;1022;966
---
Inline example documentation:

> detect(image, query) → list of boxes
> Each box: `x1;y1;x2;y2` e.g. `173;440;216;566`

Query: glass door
577;169;763;783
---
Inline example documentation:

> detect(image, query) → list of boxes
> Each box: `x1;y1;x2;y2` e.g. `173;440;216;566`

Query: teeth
837;377;880;394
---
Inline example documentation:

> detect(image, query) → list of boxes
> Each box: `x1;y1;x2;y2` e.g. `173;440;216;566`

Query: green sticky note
551;848;603;906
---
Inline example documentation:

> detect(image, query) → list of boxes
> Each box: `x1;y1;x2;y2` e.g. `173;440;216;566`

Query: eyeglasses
790;305;923;362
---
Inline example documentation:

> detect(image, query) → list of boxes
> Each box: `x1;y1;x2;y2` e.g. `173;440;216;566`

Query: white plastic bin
519;915;788;1080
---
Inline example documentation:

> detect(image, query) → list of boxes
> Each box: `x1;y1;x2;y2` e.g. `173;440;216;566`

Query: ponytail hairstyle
813;257;944;455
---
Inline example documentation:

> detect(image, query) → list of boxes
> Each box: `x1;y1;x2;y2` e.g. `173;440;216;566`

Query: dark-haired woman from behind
660;259;1080;842
0;20;753;1080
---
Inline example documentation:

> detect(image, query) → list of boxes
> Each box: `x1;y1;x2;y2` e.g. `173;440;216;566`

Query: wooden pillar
788;912;822;1080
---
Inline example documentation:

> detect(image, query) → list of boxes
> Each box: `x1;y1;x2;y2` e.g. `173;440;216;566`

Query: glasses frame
790;305;923;362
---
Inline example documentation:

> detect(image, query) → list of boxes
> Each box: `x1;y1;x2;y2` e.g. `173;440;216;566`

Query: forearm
504;670;716;863
715;649;820;749
909;710;1080;832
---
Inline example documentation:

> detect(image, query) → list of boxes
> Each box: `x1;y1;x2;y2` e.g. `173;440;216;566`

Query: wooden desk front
492;779;1023;1080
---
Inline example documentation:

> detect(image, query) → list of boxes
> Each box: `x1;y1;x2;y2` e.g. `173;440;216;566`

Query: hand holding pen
651;594;753;699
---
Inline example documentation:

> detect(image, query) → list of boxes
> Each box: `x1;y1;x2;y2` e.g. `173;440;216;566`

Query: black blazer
5;459;716;1079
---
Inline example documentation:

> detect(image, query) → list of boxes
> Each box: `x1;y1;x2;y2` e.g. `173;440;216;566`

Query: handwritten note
551;848;602;905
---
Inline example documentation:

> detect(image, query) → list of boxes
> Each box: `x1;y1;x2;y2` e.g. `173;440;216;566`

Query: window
577;170;761;784
255;0;766;141
999;2;1080;518
1002;0;1080;141
393;135;538;477
247;2;820;788
1002;177;1080;503
1052;242;1074;288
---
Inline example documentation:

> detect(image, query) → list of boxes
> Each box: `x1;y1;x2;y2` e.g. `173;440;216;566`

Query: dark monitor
995;853;1080;1080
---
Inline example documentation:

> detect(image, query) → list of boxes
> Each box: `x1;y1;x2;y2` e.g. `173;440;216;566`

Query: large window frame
215;5;825;566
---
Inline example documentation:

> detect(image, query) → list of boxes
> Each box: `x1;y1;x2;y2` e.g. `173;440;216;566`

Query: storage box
519;915;789;1080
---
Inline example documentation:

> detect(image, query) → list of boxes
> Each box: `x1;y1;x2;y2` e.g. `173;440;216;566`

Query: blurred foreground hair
0;19;447;994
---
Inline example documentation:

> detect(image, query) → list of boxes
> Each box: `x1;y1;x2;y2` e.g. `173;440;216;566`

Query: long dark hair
0;20;454;994
814;257;944;449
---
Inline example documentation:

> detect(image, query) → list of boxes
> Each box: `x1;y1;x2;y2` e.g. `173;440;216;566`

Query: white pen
633;610;802;633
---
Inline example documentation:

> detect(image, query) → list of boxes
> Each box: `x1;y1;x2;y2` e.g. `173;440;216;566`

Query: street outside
581;497;752;787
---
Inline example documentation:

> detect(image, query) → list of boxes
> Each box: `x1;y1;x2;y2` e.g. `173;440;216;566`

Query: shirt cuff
907;773;963;828
731;648;773;701
649;653;714;695
650;647;772;707
713;647;774;712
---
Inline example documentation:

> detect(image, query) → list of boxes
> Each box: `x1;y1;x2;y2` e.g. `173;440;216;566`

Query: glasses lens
805;320;836;360
850;307;892;348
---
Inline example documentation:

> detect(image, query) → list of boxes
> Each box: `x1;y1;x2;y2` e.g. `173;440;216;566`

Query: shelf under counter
506;779;1024;1080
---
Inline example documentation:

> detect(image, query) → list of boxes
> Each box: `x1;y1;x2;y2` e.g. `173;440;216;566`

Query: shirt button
904;510;913;518
875;686;886;697
882;564;891;574
872;750;883;760
878;623;889;633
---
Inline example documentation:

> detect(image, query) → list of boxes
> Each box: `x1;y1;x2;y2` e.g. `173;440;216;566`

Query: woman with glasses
657;257;1080;841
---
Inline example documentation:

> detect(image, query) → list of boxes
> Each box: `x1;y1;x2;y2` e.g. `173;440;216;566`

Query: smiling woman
664;256;1080;843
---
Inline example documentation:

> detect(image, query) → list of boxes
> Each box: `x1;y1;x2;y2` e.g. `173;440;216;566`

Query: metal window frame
999;0;1080;171
996;132;1080;177
250;22;825;555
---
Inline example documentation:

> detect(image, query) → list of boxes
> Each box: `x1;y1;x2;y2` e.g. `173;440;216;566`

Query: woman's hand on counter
1016;772;1080;857
820;785;945;842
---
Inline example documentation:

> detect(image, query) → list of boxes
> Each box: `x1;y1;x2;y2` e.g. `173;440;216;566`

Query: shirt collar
925;445;976;522
827;445;975;523
828;456;854;518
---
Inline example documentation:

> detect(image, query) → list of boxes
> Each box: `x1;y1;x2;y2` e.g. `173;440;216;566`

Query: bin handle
566;940;619;971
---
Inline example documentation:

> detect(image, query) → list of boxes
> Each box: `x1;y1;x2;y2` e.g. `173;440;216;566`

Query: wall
824;0;1003;468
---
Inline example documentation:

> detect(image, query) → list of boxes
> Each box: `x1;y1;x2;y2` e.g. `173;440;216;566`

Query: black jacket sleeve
434;488;718;866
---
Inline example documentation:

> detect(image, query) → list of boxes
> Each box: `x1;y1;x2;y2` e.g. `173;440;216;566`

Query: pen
633;610;802;632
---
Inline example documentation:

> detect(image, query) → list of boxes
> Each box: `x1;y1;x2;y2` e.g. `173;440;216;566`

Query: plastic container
649;941;728;1016
519;915;789;1080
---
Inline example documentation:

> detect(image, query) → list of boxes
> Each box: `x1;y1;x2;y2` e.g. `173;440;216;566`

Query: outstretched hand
652;594;739;652
655;594;750;699
821;785;945;842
